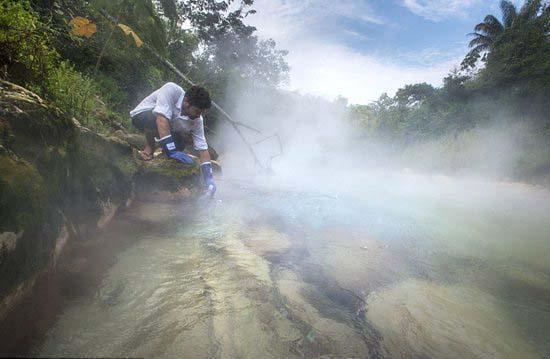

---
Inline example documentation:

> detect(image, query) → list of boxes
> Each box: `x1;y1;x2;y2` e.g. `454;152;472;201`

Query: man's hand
154;114;194;164
198;150;216;197
157;135;194;164
200;162;216;197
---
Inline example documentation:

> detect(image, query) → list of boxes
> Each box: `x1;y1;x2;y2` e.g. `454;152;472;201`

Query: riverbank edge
0;80;200;324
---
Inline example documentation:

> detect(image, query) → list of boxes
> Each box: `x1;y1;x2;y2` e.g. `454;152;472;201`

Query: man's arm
155;114;194;164
192;118;216;196
198;149;211;164
199;150;216;196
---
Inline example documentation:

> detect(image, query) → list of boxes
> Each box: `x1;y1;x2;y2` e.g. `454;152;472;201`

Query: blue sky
246;0;522;104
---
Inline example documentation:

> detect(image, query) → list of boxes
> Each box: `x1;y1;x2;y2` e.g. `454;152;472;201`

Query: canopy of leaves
0;0;58;86
1;0;289;133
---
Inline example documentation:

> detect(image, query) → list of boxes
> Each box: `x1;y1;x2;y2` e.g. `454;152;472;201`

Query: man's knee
132;111;157;133
131;115;145;132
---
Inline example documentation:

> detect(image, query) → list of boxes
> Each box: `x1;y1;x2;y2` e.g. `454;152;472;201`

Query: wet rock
275;269;371;358
53;224;69;265
113;130;146;149
134;151;199;194
0;152;48;235
124;202;181;224
309;228;413;294
135;186;193;203
65;257;88;275
0;80;203;317
97;200;120;229
0;231;23;254
365;279;539;358
98;281;126;307
241;226;292;256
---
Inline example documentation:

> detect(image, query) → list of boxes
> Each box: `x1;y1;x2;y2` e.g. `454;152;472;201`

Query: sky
245;0;524;104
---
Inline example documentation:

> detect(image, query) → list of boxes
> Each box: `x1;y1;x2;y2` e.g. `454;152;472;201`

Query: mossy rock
135;154;199;193
0;151;56;301
113;130;146;149
0;81;75;151
0;151;47;233
0;80;205;307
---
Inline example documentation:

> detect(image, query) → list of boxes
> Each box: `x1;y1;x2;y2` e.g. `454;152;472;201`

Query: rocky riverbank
0;81;204;320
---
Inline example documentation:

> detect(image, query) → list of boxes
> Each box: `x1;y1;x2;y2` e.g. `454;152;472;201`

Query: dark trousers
131;110;188;150
131;110;158;132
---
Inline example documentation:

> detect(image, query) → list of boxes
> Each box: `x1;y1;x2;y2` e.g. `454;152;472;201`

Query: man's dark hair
185;86;212;109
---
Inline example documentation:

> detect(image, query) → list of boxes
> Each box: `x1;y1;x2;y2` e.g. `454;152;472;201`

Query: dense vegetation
349;0;550;182
0;0;288;132
1;0;549;183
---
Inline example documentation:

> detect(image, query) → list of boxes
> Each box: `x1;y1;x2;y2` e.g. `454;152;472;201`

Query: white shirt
130;82;208;150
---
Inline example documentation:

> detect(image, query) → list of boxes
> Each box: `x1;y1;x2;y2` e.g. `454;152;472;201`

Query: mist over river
26;170;550;358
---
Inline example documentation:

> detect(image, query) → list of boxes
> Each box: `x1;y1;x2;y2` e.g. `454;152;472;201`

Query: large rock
365;279;539;358
0;81;201;318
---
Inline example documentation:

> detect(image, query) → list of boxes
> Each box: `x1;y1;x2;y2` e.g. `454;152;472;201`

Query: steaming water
32;173;550;358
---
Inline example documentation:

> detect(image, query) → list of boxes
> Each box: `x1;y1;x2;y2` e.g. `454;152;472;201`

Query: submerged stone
241;226;292;256
365;279;539;358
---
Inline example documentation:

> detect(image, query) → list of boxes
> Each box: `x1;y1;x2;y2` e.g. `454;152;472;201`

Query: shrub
40;61;106;131
0;0;58;85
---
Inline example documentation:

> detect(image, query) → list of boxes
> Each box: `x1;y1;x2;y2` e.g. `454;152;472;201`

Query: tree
475;1;550;92
466;0;547;60
0;0;58;84
395;83;436;107
173;0;289;91
94;0;168;53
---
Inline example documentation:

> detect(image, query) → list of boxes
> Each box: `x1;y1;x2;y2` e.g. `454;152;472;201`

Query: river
26;171;550;358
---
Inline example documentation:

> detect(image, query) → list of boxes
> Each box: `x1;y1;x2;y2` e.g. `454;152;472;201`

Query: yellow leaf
117;24;143;48
69;16;97;38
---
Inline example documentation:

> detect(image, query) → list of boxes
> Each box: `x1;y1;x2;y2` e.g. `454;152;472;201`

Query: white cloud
342;29;371;42
247;0;461;104
329;1;386;25
284;39;460;104
401;0;481;21
247;0;385;42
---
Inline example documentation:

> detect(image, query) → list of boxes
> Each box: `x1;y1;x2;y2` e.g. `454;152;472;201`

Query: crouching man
130;82;216;196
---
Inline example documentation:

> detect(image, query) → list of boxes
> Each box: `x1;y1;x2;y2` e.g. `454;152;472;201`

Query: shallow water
31;174;550;358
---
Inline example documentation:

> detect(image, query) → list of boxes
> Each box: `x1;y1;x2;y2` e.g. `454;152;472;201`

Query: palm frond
463;48;483;66
519;0;543;20
468;33;493;48
500;0;518;27
474;15;504;36
473;43;491;53
484;14;505;33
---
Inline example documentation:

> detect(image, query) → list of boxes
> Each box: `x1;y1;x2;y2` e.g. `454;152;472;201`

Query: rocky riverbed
9;175;550;358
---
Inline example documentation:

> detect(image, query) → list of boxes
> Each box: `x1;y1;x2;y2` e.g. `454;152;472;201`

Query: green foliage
95;0;168;53
478;14;550;91
40;61;105;130
94;73;127;110
175;0;289;99
4;0;289;136
395;83;436;107
0;0;58;85
349;1;550;183
464;0;549;73
156;0;179;23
